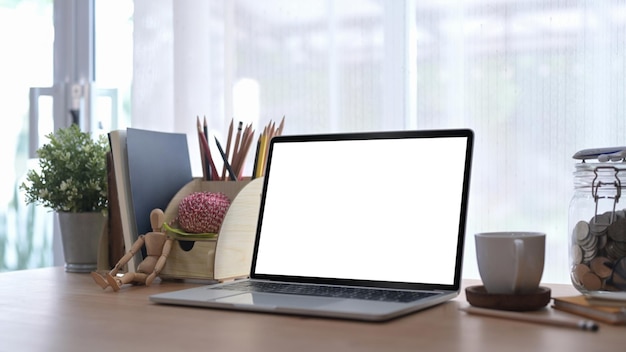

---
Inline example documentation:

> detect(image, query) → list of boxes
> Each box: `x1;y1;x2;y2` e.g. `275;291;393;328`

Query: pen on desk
214;137;237;181
459;306;599;332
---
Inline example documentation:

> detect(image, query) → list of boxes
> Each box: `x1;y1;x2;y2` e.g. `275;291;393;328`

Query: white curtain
133;0;626;283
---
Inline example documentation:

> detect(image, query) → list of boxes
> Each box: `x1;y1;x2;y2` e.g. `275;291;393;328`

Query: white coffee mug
475;232;545;294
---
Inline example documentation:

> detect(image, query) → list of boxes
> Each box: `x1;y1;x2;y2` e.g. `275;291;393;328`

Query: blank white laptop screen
254;135;469;286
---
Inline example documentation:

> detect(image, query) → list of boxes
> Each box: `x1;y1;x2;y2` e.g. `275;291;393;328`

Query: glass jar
569;160;626;294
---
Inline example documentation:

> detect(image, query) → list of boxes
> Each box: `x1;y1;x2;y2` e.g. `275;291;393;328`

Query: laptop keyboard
213;281;437;303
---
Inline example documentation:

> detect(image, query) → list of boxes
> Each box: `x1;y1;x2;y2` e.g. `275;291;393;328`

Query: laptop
150;129;474;321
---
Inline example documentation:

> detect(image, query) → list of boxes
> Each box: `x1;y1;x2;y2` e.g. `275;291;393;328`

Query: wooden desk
0;267;622;351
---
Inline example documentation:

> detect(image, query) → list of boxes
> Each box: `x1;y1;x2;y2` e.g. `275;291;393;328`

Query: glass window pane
95;0;134;130
0;0;54;271
414;1;626;283
232;0;386;133
131;0;626;284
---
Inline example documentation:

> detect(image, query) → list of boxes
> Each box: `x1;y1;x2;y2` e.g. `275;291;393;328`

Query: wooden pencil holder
158;177;264;281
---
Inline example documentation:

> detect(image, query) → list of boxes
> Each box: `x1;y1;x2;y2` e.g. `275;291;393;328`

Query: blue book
126;128;193;258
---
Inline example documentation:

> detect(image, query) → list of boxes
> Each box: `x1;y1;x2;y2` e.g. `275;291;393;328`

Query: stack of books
552;295;626;325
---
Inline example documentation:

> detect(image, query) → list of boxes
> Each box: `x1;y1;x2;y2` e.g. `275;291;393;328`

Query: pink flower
177;192;231;233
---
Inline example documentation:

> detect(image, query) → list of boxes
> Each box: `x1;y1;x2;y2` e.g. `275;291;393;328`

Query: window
132;0;626;283
0;0;132;271
0;0;54;271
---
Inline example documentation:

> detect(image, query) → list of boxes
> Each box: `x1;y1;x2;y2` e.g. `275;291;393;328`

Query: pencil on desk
459;306;599;332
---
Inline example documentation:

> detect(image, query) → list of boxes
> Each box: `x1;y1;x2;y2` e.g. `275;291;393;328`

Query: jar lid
573;147;626;189
574;161;626;172
573;146;626;162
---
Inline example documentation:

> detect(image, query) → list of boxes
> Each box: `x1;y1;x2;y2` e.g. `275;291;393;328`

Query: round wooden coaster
465;286;551;311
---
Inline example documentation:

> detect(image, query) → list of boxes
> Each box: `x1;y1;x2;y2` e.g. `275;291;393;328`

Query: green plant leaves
20;125;108;213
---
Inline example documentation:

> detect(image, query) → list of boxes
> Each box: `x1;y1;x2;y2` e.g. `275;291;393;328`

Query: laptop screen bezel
249;129;474;292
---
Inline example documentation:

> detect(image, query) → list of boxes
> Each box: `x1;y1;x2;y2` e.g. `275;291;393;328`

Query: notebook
150;129;474;321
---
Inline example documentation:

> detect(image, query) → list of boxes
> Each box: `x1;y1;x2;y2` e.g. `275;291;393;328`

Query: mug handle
511;239;524;293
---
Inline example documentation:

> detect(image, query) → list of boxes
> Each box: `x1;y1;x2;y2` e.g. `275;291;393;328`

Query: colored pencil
222;118;234;181
197;123;218;180
197;117;208;180
214;137;236;181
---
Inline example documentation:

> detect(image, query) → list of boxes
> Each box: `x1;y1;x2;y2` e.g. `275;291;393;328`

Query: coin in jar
572;263;590;284
612;240;626;257
607;217;626;242
581;231;598;248
596;234;608;250
583;246;597;262
590;212;611;234
590;256;612;279
605;242;626;261
573;220;590;242
571;244;583;264
608;257;626;290
614;240;626;251
581;271;603;291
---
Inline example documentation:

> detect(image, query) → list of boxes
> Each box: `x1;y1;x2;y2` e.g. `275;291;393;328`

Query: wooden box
159;178;264;281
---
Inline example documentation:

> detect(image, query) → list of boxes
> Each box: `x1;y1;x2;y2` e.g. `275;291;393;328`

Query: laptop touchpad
215;293;340;309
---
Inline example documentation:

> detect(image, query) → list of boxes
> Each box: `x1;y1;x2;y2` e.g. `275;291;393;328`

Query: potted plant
20;124;109;272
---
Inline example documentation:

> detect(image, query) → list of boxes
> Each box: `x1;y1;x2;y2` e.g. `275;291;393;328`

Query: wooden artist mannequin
91;209;173;292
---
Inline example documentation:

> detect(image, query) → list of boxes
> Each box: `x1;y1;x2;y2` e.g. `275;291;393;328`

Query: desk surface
0;267;623;352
